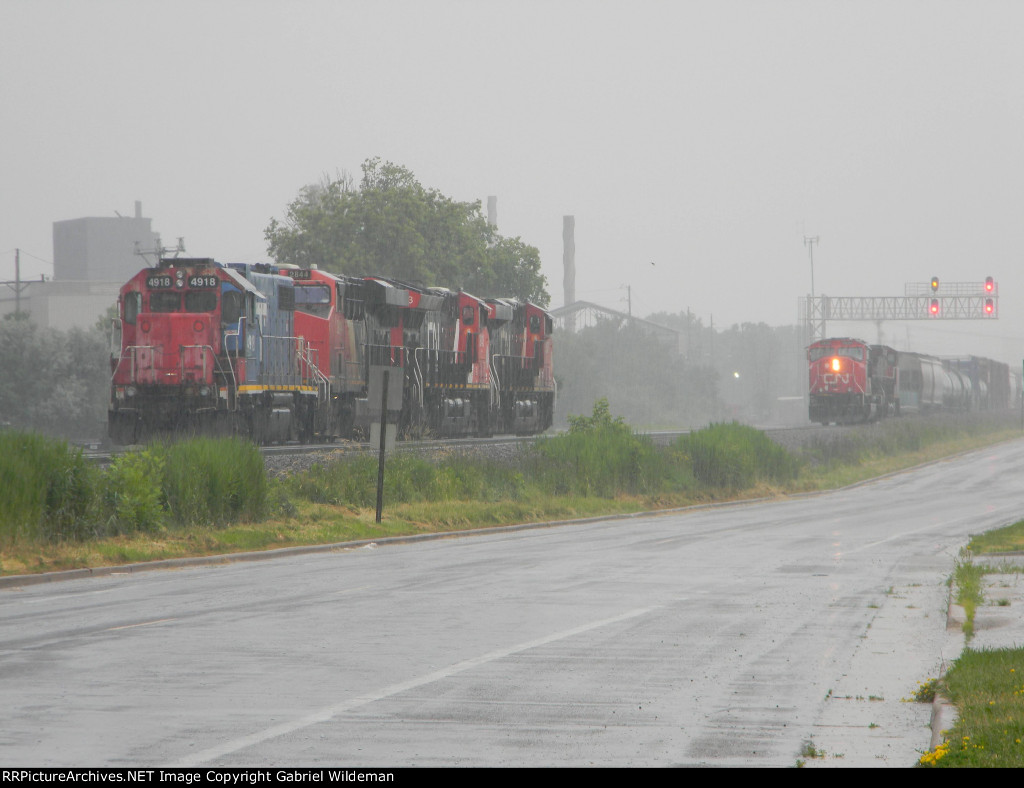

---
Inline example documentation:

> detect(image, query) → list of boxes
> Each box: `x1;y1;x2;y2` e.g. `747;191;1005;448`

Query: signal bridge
802;279;998;343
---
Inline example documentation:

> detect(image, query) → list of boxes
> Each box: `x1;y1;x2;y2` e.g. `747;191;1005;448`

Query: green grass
968;520;1024;555
0;431;97;544
954;559;988;641
918;648;1024;767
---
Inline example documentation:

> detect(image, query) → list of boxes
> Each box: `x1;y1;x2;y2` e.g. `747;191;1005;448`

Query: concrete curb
926;599;966;752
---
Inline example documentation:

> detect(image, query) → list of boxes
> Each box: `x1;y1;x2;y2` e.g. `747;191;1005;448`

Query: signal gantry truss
802;281;998;343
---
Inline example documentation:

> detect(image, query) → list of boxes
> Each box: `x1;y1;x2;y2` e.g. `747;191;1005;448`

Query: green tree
0;320;108;439
265;158;548;304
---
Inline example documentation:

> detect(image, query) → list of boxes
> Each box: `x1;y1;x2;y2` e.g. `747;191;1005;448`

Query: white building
1;201;160;330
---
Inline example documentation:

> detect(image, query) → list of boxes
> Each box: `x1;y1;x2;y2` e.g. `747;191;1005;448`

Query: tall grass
0;431;96;543
286;453;528;508
160;438;269;526
0;432;270;545
100;448;166;535
677;422;799;489
531;398;694;497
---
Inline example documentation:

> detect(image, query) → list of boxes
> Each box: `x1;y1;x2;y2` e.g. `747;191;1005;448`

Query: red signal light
929;299;940;315
985;298;994;314
985;276;994;292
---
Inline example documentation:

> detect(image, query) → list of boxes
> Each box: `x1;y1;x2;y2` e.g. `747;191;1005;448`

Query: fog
3;0;1023;364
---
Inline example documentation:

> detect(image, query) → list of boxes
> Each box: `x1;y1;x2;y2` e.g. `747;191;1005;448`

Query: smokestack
135;200;142;219
487;196;497;227
563;215;575;308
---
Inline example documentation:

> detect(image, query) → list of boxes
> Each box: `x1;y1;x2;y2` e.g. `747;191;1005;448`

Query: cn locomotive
108;257;555;444
808;336;1018;425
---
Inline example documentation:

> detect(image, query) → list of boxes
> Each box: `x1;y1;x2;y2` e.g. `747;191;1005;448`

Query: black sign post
375;370;389;523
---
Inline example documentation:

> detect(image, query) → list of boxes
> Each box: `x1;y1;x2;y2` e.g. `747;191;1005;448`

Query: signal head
931;276;939;292
929;298;940;315
985;298;994;314
985;276;994;292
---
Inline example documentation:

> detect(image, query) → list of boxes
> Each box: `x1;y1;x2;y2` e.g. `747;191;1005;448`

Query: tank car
897;353;971;413
945;356;1013;410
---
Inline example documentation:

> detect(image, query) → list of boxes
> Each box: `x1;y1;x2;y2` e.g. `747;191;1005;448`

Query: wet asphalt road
3;438;1022;767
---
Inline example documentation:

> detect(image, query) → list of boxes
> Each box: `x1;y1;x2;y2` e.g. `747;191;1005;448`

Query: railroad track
79;422;867;473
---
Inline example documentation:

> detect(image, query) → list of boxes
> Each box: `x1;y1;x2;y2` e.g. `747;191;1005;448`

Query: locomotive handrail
297;337;331;404
410;347;425;408
109;318;123;360
223;316;245;358
178;344;213;383
116;344;155;383
489;358;501;410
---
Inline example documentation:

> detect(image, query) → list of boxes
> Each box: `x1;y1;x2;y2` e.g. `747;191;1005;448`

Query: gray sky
3;0;1023;362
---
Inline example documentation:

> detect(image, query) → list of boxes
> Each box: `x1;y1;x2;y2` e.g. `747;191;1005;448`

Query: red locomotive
109;258;555;444
808;337;898;425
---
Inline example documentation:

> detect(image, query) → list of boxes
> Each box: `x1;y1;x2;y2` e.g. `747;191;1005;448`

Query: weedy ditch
1;402;1021;577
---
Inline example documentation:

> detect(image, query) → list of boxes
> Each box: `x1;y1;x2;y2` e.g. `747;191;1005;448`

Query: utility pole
2;248;35;318
803;235;819;300
803;236;822;341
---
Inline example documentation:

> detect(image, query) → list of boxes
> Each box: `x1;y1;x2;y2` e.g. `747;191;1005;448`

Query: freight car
108;258;555;444
807;336;1017;425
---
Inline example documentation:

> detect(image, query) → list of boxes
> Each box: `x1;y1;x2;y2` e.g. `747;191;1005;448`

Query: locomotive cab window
294;284;332;316
150;292;181;312
222;289;242;325
123;292;141;325
185;291;217;313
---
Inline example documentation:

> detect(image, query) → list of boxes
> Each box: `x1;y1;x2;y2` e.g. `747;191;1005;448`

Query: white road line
175;605;658;766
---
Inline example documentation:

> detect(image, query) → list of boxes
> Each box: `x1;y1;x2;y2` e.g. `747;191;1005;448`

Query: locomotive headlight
193;320;204;332
199;386;211;397
831;358;841;372
126;386;137;398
